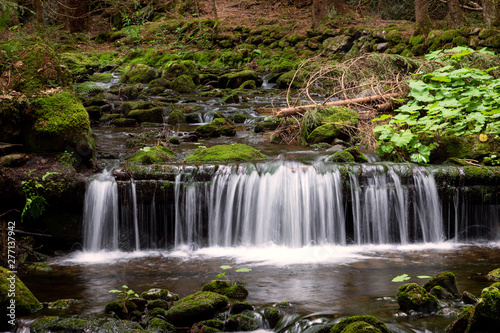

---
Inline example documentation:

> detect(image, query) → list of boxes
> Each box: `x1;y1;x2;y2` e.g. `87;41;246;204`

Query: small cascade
83;169;119;251
413;167;443;242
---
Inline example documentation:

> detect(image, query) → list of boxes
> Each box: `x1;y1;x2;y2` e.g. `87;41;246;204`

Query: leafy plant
216;265;252;286
392;274;431;282
373;47;500;163
109;285;139;313
59;150;77;168
21;171;60;222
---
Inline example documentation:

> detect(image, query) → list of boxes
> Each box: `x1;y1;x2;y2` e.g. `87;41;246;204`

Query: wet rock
376;43;389;52
225;313;258;331
219;70;263;89
396;283;439;313
327;150;355;163
195;118;237;138
254;119;280;133
171;74;196;93
263;308;280;328
27;262;53;273
185;144;265;163
147;299;170;310
230;301;254;314
331;315;391;333
486;268;500;281
323;35;351;53
423;271;461;298
167;110;186;125
128;107;164;123
47;299;78;310
462;291;478;305
0;153;28;167
127;146;174;164
112;118;138;127
199;319;225;330
160;60;199;84
119;64;156;84
104;300;141;320
164;291;229;326
307;124;342;144
344;147;368;163
147;317;175;332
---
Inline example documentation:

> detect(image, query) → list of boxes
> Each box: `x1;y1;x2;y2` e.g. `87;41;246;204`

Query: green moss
226;313;258;331
112;118;138;127
336;321;382;333
29;92;91;153
328;151;355;163
90;73;114;82
185;144;266;163
452;36;468;46
147;299;169;310
127;146;174;164
478;29;499;39
473;288;500;322
230;301;254;314
239;80;257;89
147;318;175;332
31;316;99;332
195;118;237;138
219;70;263;89
222;92;240;104
160;60;199;82
276;70;302;89
409;35;425;46
331;316;391;333
165;291;229;326
119;64;157;84
167;110;186;125
482;35;500;48
263;308;280;328
307;124;341;144
396;283;439;313
128;107;164;123
27;262;53;272
488;268;500;281
0;267;41;327
99;114;120;123
423;271;460;298
199;319;224;330
48;299;78;310
171;74;196;93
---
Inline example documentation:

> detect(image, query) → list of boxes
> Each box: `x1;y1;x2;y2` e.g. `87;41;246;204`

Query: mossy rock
233;113;250;124
219;70;263;89
195;118;237;138
99;113;120;123
0;267;42;330
201;280;250;299
149;78;171;89
160;60;199;83
239;80;257;89
263;308;280;328
127;146;174;164
225;313;258;331
468;287;500;332
276;70;302;89
482;35;500;48
140;288;179;301
171;75;196;93
254;119;281;133
90;73;114;82
396;283;439;313
112;118;138;127
328;150;355;163
0;99;23;142
27;262;53;273
26;92;92;155
409;35;425;46
423;271;460;298
147;318;175;332
307;124;342;144
121;101;155;115
199;319;225;330
432;135;500;164
147;299;170;310
164;291;229;326
335;321;382;333
119;64;156;84
48;299;78;310
128;107;164;123
478;28;499;39
487;268;500;281
344;147;368;163
167;110;186;125
323;35;351;53
230;301;254;314
331;315;391;333
185;144;266;163
104;300;141;320
445;306;475;333
222;92;240;104
30;316;99;332
85;105;102;121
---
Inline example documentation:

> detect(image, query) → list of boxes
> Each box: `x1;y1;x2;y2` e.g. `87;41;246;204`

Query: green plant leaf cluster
216;265;252;286
374;47;500;163
21;170;61;222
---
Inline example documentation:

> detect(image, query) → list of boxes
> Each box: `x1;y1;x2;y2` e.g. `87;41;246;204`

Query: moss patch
184;144;266;163
396;283;439;313
165;291;229;326
201;280;250;299
195;118;237;138
127;146;174;164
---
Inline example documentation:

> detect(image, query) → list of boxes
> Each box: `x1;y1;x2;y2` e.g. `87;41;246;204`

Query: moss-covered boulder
469;286;500;331
307;124;341;144
331;315;391;333
446;306;475;333
140;288;179;301
306;106;358;144
199;319;224;330
127;146;174;164
396;283;439;313
164;291;229;326
147;317;175;332
230;301;254;314
1;267;42;331
119;64;156;84
487;268;500;281
432;135;500;164
263;308;280;328
147;299;170;310
201;280;249;299
167;110;186;125
160;60;199;83
195;118;237;138
171;74;196;93
219;70;263;89
31;316;145;333
323;35;351;53
25;92;92;155
225;313;259;331
276;70;302;89
423;271;460;299
343;147;368;163
128;107;164;123
90;73;114;82
112;118;138;127
185;144;266;163
328;150;355;163
48;299;78;310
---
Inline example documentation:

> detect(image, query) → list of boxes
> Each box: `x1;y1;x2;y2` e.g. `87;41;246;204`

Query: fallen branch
276;93;400;118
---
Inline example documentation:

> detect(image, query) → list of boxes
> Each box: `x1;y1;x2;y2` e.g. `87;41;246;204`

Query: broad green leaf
392;274;411;282
216;272;226;279
372;114;392;122
431;76;452;83
390;131;414;147
109;290;121;293
220;265;232;270
417;275;432;279
410;153;428;164
235;268;252;273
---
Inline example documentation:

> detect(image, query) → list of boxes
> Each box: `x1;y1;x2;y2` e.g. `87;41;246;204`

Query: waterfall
81;161;498;251
83;169;119;251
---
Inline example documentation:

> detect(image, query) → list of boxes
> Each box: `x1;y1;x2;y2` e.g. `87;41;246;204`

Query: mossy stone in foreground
171;74;196;93
167;110;186;125
195;118;237;138
185;144;266;163
31;316;145;333
328;150;355;163
396;283;439;313
423;271;460;298
219;70;262;89
225;313;259;331
201;280;249;299
331;315;391;333
27;92;92;153
0;267;42;330
165;291;228;326
147;318;175;332
307;124;341;144
128;146;174;164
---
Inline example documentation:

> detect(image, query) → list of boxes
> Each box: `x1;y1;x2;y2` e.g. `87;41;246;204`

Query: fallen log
276;93;400;118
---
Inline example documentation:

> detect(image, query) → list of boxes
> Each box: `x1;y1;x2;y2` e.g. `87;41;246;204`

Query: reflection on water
20;243;500;332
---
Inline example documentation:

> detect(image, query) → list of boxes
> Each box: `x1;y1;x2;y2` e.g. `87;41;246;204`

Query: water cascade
82;162;499;251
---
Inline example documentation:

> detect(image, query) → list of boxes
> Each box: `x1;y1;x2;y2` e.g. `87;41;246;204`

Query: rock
195;118;237;138
140;288;179;302
323;35;351;53
27;262;53;273
119;64;156;84
0;143;23;156
486;268;500;281
462;291;478;305
219;70;263;89
185;144;266;163
344;147;368;163
225;313;258;331
331;315;391;333
127;146;174;164
165;291;229;326
167;110;187;125
230;301;254;314
0;153;28;167
254;119;281;133
171;74;196;93
376;43;389;52
147;318;175;332
149;78;171;88
222;93;240;104
263;308;280;328
307;124;341;144
31;316;145;333
112;118;138;127
423;271;460;298
48;299;78;310
128;107;164;123
239;80;257;89
328;150;355;163
276;70;302;89
396;283;439;313
233;113;249;124
104;300;141;320
468;286;500;331
147;299;170;310
160;60;199;83
446;306;474;333
0;267;42;331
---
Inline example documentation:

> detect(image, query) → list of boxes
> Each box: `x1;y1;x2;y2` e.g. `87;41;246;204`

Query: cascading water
82;169;119;251
81;161;498;251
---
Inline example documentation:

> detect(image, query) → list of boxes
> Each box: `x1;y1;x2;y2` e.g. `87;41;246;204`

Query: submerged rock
396;283;439;313
184;144;266;163
165;291;229;326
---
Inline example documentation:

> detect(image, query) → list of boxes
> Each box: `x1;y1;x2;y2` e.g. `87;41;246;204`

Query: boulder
160;60;199;83
195;118;237;138
331;315;392;333
165;291;229;326
127;146;174;164
119;64;156;84
171;74;196;93
323;35;351;53
423;271;460;298
219;70;263;89
230;301;254;314
128;107;164;123
396;283;439;313
185;144;266;163
225;313;258;331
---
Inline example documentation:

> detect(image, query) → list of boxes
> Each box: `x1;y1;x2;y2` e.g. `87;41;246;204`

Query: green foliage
109;285;139;313
374;47;500;163
216;265;252;286
21;170;60;222
59;151;77;168
392;274;432;282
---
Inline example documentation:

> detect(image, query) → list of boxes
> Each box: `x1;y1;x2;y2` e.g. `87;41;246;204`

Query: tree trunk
312;0;345;30
415;0;431;33
448;0;463;27
68;0;89;33
35;0;43;24
483;0;500;27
